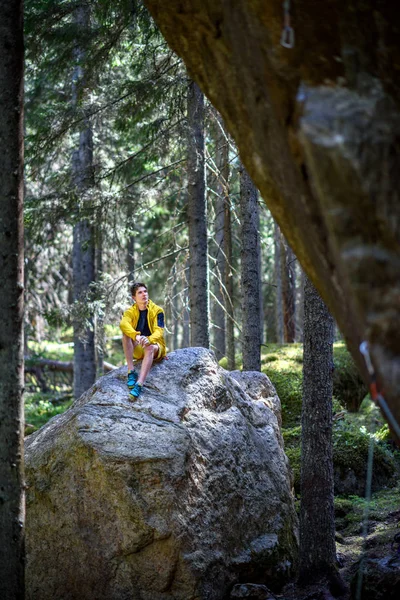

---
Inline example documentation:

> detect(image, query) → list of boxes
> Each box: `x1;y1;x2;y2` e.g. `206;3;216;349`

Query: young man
120;282;166;399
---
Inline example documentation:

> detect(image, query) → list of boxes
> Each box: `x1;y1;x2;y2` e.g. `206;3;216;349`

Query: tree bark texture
72;217;96;398
182;260;190;348
281;235;296;343
297;267;305;343
187;80;209;348
0;1;25;597
224;195;235;369
72;3;96;399
274;223;284;344
212;193;226;359
257;206;264;345
210;114;227;360
300;277;336;581
217;121;235;369
144;0;400;440
95;223;104;376
127;202;135;281
240;165;261;371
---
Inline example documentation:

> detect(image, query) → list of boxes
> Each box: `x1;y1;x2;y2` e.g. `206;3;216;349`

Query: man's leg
137;344;159;386
122;334;141;391
122;333;135;371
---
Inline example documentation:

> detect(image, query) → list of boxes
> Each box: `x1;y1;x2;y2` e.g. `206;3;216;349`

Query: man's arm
120;307;140;340
148;310;165;344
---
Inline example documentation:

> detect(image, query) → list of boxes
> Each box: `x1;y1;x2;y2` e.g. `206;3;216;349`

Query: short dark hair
130;282;147;297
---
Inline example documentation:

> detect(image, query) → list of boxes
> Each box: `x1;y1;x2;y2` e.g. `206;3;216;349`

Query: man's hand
136;335;149;347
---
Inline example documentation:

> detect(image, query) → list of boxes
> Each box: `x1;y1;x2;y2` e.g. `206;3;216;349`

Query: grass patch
28;340;74;362
25;392;73;434
335;481;400;535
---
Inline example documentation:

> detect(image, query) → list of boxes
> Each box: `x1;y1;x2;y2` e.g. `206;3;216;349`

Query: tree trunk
281;234;296;343
127;202;135;281
187;79;209;348
217;128;234;369
72;3;96;399
0;1;25;596
172;265;179;351
182;260;190;347
72;218;96;398
210;114;227;360
297;267;305;343
274;222;284;344
240;165;261;371
224;197;235;369
95;223;104;376
299;277;336;582
257;207;264;345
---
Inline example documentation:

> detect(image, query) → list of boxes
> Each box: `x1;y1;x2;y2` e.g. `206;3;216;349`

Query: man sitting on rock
120;282;166;399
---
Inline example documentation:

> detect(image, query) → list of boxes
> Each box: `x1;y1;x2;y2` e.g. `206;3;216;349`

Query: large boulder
25;347;298;600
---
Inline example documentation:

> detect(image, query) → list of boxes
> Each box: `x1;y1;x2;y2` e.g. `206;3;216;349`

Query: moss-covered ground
259;343;400;590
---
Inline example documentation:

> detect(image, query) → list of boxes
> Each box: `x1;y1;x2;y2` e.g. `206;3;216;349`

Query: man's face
133;286;148;304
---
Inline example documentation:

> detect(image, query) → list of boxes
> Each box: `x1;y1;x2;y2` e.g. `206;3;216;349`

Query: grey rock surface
230;582;274;599
25;347;298;600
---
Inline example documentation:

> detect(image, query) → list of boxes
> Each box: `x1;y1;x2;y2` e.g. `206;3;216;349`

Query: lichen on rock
25;347;298;600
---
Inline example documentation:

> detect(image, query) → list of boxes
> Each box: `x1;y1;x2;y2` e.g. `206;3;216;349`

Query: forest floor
24;336;400;598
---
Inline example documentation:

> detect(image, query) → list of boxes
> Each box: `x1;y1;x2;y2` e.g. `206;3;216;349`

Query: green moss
335;482;400;535
333;415;397;494
333;343;368;412
334;497;354;517
260;342;369;427
261;344;303;428
264;354;279;363
25;392;72;434
282;426;301;448
285;446;301;492
28;341;74;363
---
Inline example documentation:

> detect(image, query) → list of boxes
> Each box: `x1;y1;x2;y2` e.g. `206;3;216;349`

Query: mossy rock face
262;344;303;428
333;344;368;412
282;427;301;492
282;416;397;497
333;423;397;496
261;343;366;428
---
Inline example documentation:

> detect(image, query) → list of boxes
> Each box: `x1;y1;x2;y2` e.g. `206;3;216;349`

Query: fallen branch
25;357;117;374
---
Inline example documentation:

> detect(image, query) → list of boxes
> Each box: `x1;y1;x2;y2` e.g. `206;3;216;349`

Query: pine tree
239;165;261;371
187;79;209;348
209;112;227;360
71;2;97;399
299;277;337;583
0;1;25;595
223;163;235;369
274;222;284;343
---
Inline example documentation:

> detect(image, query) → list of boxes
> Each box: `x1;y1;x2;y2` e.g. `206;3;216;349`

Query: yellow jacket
119;299;166;353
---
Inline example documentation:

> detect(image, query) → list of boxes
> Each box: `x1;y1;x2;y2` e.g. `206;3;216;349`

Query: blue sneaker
129;382;143;399
127;370;138;389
